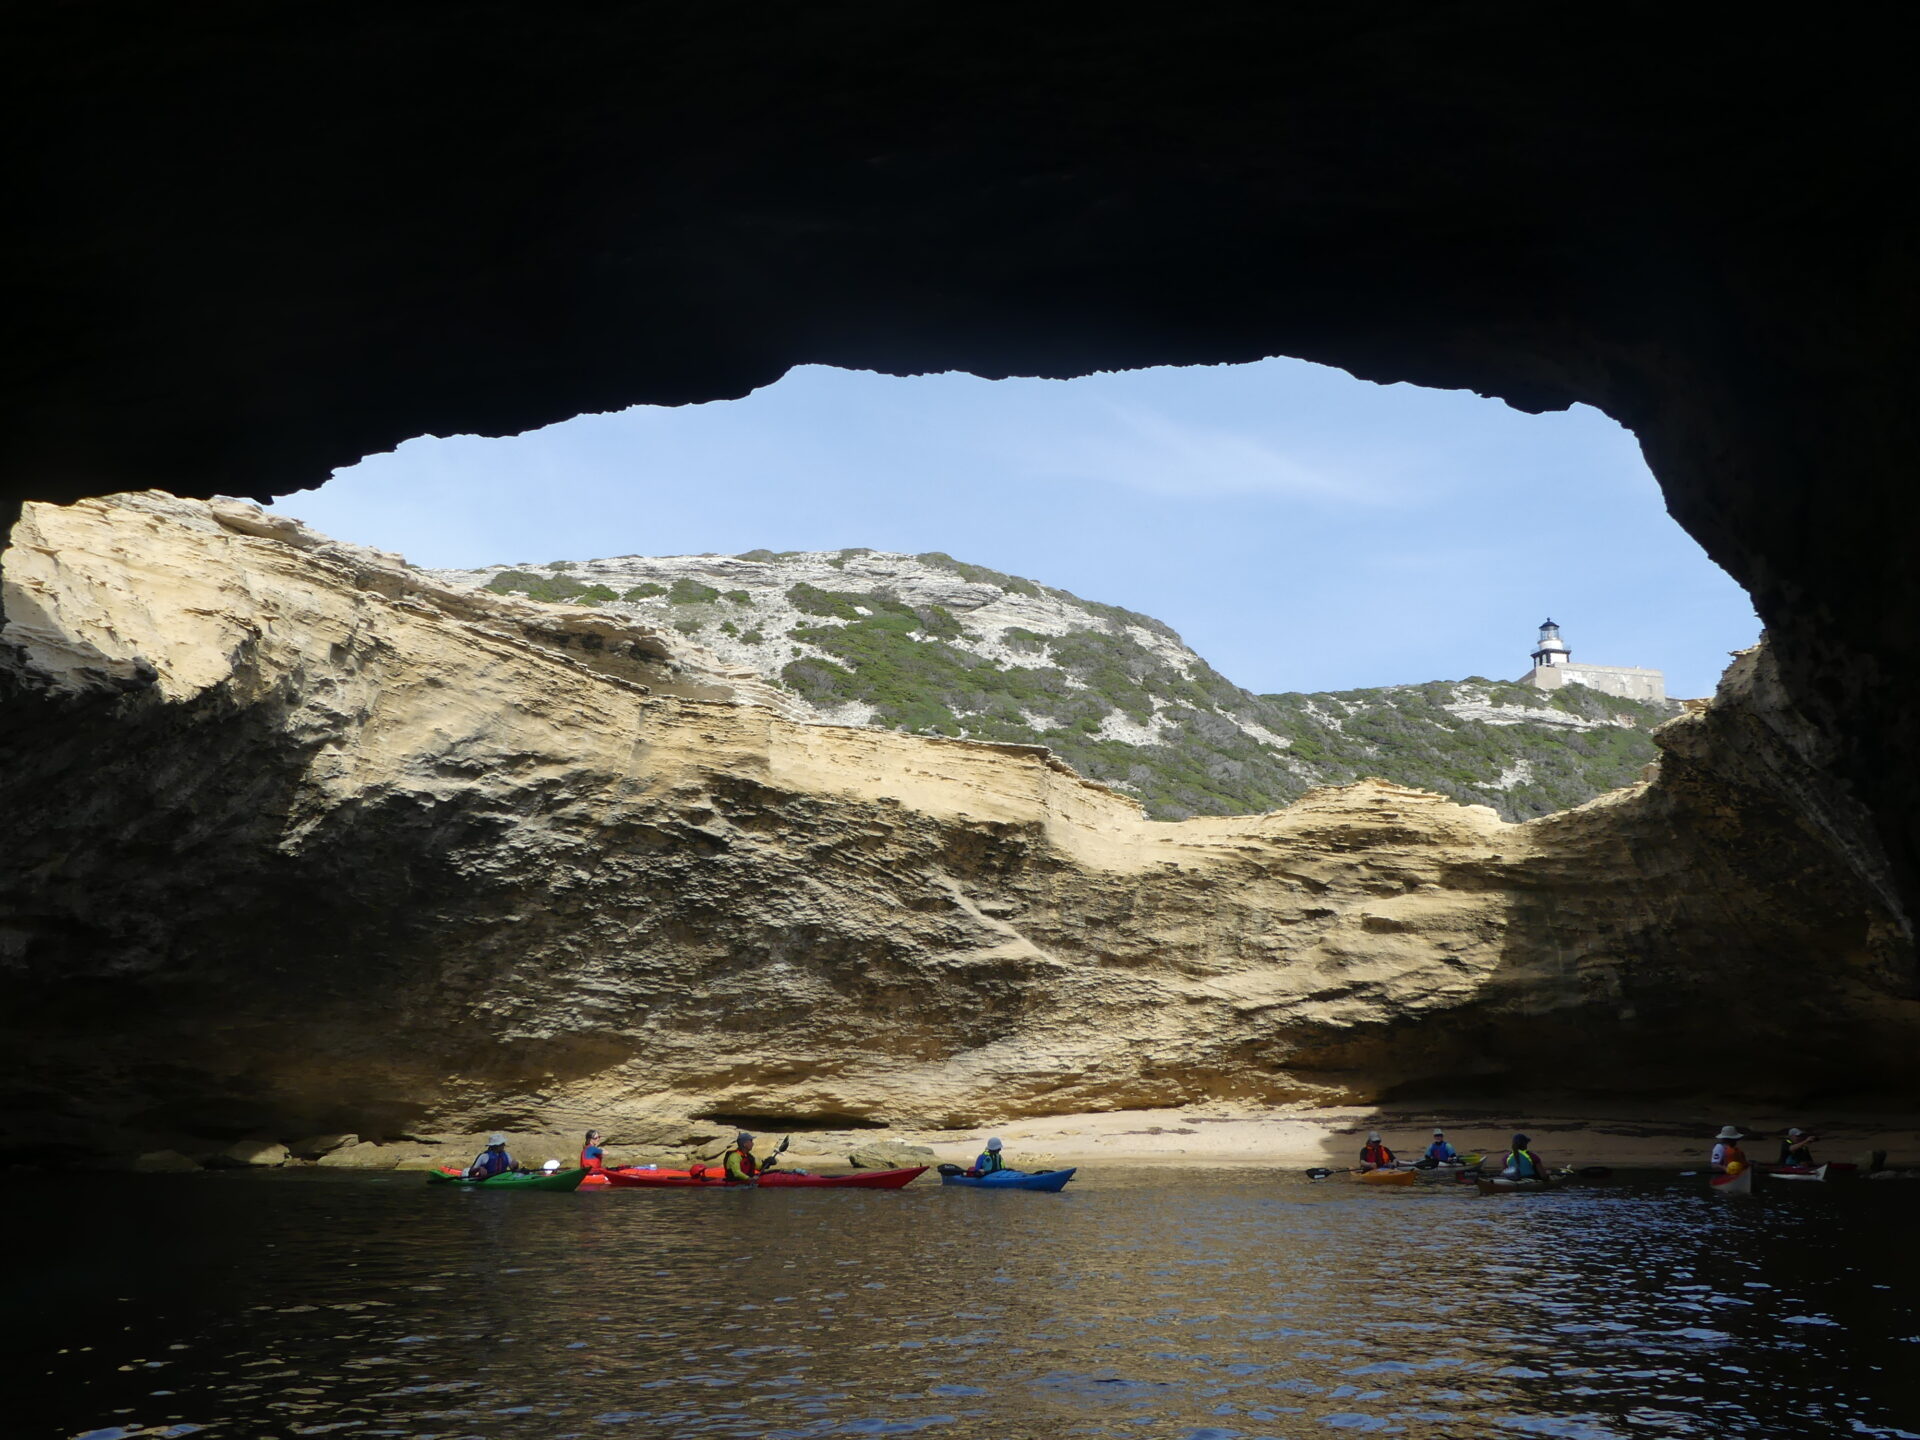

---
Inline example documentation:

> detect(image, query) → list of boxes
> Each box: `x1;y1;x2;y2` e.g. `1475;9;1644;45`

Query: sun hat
1432;1129;1446;1137
488;1133;507;1146
1716;1125;1742;1140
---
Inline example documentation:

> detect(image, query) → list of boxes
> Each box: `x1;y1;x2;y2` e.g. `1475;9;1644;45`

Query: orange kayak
1351;1168;1418;1186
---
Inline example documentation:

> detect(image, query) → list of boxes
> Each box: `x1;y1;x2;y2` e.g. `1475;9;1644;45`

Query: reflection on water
10;1168;1920;1439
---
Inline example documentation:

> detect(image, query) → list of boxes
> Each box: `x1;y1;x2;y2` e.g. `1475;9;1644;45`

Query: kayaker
1503;1134;1546;1181
580;1129;607;1174
467;1133;517;1179
1423;1130;1458;1165
1359;1132;1397;1170
1777;1127;1819;1167
721;1132;760;1184
969;1137;1007;1177
1710;1125;1748;1174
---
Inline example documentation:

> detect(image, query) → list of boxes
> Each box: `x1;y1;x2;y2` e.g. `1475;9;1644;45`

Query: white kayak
1768;1163;1829;1182
1710;1167;1754;1195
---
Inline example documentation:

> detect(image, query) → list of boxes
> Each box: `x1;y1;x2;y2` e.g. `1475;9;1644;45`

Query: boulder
206;1139;289;1168
288;1132;358;1159
847;1140;937;1170
131;1149;202;1173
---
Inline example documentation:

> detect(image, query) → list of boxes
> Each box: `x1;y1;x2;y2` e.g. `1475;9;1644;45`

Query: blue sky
273;358;1759;698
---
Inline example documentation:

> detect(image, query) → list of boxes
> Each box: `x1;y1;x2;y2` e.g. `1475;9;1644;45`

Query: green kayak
425;1167;589;1192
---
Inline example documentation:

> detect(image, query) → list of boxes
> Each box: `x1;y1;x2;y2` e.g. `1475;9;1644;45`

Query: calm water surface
11;1168;1920;1439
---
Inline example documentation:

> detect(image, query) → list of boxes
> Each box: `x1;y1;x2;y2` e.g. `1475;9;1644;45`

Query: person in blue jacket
467;1133;517;1179
1423;1130;1458;1165
969;1137;1007;1176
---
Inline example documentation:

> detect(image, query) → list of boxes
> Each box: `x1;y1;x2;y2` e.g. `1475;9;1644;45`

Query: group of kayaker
1359;1128;1547;1180
471;1128;1014;1185
469;1128;770;1181
1710;1124;1820;1173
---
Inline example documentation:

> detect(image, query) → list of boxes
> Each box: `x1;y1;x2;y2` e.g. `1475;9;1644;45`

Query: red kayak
604;1165;927;1190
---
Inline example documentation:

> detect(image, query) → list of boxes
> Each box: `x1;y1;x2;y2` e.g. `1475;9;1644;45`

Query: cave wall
3;495;1912;1158
2;9;1915;1017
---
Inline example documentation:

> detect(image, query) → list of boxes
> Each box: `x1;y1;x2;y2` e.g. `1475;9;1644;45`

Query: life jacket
580;1144;606;1173
1777;1139;1812;1166
1361;1142;1395;1167
1507;1148;1542;1180
722;1147;759;1182
471;1148;514;1177
1711;1142;1746;1170
1426;1142;1456;1163
976;1150;1005;1174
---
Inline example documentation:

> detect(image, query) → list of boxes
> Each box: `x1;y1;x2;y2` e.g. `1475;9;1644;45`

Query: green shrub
546;560;576;571
668;578;722;605
623;583;667;601
486;569;589;603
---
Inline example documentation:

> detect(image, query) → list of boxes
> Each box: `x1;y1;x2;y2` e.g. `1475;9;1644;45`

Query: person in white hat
1776;1126;1820;1169
969;1137;1007;1176
467;1132;518;1179
1359;1131;1396;1171
1423;1129;1458;1166
1710;1125;1747;1175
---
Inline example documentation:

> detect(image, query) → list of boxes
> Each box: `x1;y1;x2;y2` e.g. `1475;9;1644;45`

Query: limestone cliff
1;495;1910;1163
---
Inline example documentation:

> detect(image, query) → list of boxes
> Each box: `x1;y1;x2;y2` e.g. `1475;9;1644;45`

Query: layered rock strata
1;495;1911;1162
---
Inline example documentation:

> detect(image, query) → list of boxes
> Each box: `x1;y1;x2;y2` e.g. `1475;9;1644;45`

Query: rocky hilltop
1;494;1911;1166
433;549;1675;822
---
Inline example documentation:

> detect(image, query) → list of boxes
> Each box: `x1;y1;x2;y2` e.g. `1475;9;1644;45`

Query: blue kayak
940;1168;1076;1192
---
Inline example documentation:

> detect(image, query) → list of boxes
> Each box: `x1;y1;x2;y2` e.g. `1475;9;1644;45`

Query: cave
3;8;1915;1157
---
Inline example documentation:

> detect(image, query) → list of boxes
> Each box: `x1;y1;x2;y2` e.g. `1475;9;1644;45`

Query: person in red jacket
580;1130;608;1173
1359;1132;1397;1170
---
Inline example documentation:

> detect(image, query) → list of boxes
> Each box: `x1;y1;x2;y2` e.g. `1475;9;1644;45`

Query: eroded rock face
1;496;1912;1160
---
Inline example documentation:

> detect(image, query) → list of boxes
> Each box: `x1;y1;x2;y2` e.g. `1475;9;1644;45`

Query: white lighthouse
1531;618;1570;669
1520;618;1667;702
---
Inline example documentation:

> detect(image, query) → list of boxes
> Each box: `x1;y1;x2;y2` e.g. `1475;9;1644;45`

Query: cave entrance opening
271;356;1756;822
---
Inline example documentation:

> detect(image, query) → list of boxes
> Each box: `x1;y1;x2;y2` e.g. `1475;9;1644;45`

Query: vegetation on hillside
472;552;1677;822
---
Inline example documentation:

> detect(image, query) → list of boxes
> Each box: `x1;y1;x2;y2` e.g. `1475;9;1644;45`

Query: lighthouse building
1519;619;1666;702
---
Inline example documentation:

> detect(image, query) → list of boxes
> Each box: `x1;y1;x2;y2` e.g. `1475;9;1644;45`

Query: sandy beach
864;1102;1920;1173
285;1101;1920;1175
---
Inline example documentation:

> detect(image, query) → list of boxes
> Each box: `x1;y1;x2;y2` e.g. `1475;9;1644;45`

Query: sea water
10;1167;1919;1439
